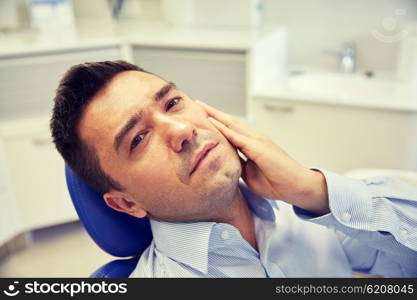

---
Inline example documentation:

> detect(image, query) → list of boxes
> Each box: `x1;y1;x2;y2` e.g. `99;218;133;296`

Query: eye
166;97;182;111
130;133;146;151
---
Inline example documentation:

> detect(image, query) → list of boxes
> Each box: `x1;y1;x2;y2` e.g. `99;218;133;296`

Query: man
51;60;417;277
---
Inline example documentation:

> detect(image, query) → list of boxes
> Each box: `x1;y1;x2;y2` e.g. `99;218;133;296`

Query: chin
209;157;241;196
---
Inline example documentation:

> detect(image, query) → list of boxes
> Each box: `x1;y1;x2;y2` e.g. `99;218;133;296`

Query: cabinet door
0;47;121;121
0;139;22;245
0;119;77;231
133;47;247;117
252;98;417;173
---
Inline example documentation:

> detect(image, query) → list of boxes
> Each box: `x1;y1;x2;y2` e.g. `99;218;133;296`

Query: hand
197;101;330;215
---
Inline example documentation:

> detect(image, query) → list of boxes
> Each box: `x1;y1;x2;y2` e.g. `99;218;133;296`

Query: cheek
126;152;179;199
189;106;223;136
188;101;210;123
188;105;234;149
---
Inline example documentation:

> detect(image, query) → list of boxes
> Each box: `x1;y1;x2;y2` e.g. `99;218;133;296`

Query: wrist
293;169;330;215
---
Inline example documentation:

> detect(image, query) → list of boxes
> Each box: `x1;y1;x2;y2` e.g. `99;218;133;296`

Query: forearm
293;170;417;275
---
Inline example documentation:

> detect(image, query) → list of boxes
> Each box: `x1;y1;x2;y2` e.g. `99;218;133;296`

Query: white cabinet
0;47;121;121
0;47;123;241
132;47;247;117
252;98;417;173
0;138;21;245
0;118;77;232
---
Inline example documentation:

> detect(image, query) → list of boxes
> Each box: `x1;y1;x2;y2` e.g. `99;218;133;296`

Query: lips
190;142;218;175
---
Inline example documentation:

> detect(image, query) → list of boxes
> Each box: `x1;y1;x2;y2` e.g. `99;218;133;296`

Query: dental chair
65;165;153;278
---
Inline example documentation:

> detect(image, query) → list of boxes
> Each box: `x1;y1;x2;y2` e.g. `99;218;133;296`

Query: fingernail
208;117;216;123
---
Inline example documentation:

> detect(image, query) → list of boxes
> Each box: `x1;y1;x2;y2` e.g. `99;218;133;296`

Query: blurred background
1;0;417;277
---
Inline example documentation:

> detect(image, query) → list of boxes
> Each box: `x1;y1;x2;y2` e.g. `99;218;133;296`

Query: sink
252;68;417;112
286;71;406;103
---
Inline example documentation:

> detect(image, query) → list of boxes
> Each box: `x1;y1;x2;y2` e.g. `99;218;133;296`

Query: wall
12;0;417;78
263;0;417;74
135;0;417;75
72;0;161;20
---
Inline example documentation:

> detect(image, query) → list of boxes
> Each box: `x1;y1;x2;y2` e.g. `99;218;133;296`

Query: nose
157;115;197;152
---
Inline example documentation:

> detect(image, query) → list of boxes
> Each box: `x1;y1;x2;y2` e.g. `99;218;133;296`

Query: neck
218;186;258;251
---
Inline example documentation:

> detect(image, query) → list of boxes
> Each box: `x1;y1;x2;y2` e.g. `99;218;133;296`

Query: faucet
107;0;125;20
322;41;357;73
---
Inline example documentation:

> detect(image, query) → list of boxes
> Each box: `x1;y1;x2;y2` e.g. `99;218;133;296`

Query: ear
103;190;147;218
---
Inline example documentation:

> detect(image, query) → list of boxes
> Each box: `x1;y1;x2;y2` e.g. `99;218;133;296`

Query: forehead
78;71;166;150
100;70;166;101
85;70;166;121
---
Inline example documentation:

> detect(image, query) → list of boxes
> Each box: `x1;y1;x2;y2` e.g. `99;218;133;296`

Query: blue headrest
65;165;153;257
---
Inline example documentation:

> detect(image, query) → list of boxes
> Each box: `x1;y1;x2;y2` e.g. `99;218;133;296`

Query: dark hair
50;60;149;195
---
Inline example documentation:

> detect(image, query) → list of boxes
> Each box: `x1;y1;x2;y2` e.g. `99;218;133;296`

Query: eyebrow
155;81;176;102
113;82;176;154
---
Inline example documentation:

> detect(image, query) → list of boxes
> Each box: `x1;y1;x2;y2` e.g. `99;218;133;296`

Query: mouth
190;142;219;175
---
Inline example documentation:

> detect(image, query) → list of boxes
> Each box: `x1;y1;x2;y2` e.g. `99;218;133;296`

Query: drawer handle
263;104;295;113
32;138;50;146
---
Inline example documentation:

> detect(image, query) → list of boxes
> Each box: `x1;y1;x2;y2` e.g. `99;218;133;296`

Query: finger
208;117;249;150
210;117;264;167
196;100;240;129
197;100;258;138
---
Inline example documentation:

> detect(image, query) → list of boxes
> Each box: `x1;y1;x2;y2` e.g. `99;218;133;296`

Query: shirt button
341;212;351;222
399;229;408;239
221;230;230;240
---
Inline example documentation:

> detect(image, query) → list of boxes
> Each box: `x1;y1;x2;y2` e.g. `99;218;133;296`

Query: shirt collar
149;181;278;274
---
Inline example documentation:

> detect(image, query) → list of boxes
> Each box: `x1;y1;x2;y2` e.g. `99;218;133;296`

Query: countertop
2;20;416;113
0;20;259;58
252;70;417;113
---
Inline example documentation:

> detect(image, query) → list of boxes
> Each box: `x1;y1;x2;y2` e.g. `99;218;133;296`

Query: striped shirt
130;170;417;277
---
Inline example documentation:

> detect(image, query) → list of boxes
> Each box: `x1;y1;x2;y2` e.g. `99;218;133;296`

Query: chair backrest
90;257;141;278
64;165;152;277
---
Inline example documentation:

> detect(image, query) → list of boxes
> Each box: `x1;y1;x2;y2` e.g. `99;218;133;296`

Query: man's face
78;71;241;222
